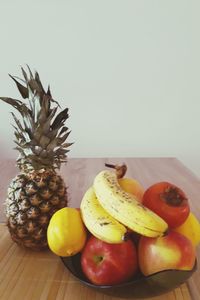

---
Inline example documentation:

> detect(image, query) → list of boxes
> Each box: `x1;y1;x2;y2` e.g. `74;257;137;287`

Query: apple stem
123;231;132;241
163;228;169;237
93;255;104;264
105;163;127;179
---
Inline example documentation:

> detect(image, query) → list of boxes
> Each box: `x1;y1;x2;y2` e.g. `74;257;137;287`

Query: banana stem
105;163;116;169
105;163;127;179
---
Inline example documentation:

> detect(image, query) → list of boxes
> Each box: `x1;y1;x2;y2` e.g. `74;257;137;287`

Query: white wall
0;0;200;177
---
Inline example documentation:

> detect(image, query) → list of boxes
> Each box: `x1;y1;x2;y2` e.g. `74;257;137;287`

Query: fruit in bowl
47;207;87;256
81;235;138;285
174;212;200;246
142;181;190;228
104;163;145;201
61;246;197;298
48;164;198;298
138;230;196;276
60;229;197;298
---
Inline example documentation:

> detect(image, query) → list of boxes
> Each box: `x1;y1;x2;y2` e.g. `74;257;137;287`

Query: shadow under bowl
60;253;197;299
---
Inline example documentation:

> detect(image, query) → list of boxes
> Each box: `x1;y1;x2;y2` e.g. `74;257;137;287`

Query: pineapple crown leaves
0;66;73;171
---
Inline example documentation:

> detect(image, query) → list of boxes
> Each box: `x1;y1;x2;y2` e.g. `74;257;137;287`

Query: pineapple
0;66;73;250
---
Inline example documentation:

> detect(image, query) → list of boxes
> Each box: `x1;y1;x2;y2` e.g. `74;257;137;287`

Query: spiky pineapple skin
6;169;67;250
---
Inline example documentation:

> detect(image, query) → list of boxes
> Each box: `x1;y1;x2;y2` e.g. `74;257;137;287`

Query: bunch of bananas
80;166;168;244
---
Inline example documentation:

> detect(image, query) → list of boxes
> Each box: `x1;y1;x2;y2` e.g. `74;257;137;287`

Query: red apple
81;236;138;285
138;230;196;276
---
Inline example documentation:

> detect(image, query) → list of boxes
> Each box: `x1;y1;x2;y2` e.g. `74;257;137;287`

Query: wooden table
0;158;200;300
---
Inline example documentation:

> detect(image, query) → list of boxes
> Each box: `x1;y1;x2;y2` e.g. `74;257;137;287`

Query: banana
80;186;127;243
93;170;168;237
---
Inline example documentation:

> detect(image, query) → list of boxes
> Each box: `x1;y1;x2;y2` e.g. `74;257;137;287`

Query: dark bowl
60;253;197;299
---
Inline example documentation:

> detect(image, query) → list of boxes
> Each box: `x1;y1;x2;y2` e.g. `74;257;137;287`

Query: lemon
47;207;87;256
174;212;200;246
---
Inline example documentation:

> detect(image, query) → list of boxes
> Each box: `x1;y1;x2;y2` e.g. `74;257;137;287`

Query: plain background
0;0;200;177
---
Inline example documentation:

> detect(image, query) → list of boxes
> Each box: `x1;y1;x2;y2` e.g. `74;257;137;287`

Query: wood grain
0;157;199;299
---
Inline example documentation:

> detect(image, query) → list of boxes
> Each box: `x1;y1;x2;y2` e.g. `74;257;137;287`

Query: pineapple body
6;169;67;250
